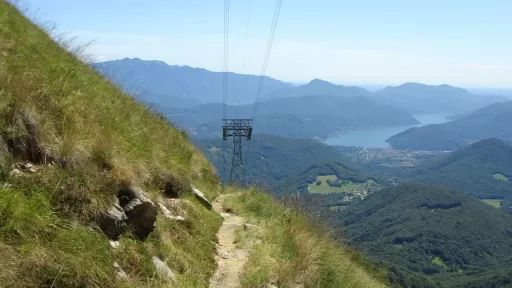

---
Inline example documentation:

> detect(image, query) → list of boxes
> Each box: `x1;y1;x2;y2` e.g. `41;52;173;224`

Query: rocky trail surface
209;195;250;288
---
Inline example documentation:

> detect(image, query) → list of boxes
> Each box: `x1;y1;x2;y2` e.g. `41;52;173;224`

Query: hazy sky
19;0;512;87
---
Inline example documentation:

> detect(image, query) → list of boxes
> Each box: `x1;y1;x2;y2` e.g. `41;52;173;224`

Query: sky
16;0;512;88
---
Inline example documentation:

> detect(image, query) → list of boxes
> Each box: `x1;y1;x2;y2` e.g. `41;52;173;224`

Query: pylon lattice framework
222;119;252;184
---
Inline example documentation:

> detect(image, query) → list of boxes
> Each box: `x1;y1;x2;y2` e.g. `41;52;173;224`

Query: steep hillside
373;82;507;114
338;184;512;288
387;101;512;150
409;139;512;212
0;2;385;287
94;58;290;107
166;95;418;139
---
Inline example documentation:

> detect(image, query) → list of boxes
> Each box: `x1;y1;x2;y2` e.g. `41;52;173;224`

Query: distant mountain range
93;58;506;114
387;101;512;150
372;82;507;114
93;58;290;107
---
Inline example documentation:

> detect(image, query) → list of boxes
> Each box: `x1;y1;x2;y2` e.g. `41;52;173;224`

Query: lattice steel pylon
222;119;253;185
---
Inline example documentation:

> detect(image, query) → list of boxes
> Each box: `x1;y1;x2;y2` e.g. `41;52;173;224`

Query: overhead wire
223;0;230;120
222;0;230;185
252;0;283;119
240;0;252;74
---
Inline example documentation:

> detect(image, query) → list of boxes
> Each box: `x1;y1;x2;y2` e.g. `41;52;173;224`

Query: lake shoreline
324;113;452;148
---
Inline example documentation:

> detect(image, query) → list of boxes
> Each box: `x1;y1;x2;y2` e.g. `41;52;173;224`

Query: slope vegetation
0;2;222;286
223;188;386;288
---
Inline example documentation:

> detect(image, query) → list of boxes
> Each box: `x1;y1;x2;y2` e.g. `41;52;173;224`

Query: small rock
152;256;177;282
191;185;212;209
244;223;260;231
158;203;185;221
109;240;120;249
10;168;22;176
220;212;231;218
113;262;128;280
220;252;231;259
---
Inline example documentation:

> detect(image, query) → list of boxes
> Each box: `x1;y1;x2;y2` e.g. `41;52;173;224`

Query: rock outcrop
99;202;127;240
100;186;158;241
118;186;158;240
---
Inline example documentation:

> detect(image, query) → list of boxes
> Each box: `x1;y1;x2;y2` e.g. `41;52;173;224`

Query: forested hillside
195;134;352;186
337;184;512;288
410;138;512;212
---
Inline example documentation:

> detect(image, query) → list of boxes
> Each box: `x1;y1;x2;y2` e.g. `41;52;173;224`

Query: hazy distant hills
94;59;506;114
93;58;290;107
372;82;507;114
387;101;512;150
262;78;371;100
164;94;419;139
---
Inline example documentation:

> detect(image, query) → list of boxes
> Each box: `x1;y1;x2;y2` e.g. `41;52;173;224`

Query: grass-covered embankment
0;1;222;287
223;188;387;288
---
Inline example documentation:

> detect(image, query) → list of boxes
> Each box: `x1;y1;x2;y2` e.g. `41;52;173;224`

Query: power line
223;0;230;120
222;0;230;185
252;0;283;119
240;0;252;73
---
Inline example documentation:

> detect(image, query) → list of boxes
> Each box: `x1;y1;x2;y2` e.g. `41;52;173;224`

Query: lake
324;113;451;148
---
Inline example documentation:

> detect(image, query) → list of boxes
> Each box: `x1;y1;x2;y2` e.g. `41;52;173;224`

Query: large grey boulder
118;186;158;241
100;186;158;241
99;201;127;240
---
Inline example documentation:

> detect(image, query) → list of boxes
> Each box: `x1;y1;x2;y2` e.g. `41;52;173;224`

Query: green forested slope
337;183;512;287
410;138;512;212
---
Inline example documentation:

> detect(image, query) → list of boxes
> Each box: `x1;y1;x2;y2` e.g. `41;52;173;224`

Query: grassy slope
0;2;221;287
224;188;387;288
0;2;385;287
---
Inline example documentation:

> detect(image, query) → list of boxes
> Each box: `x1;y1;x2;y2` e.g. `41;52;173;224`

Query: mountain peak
307;78;336;87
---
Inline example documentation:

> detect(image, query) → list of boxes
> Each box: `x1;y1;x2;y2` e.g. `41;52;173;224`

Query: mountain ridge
387;101;512;150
